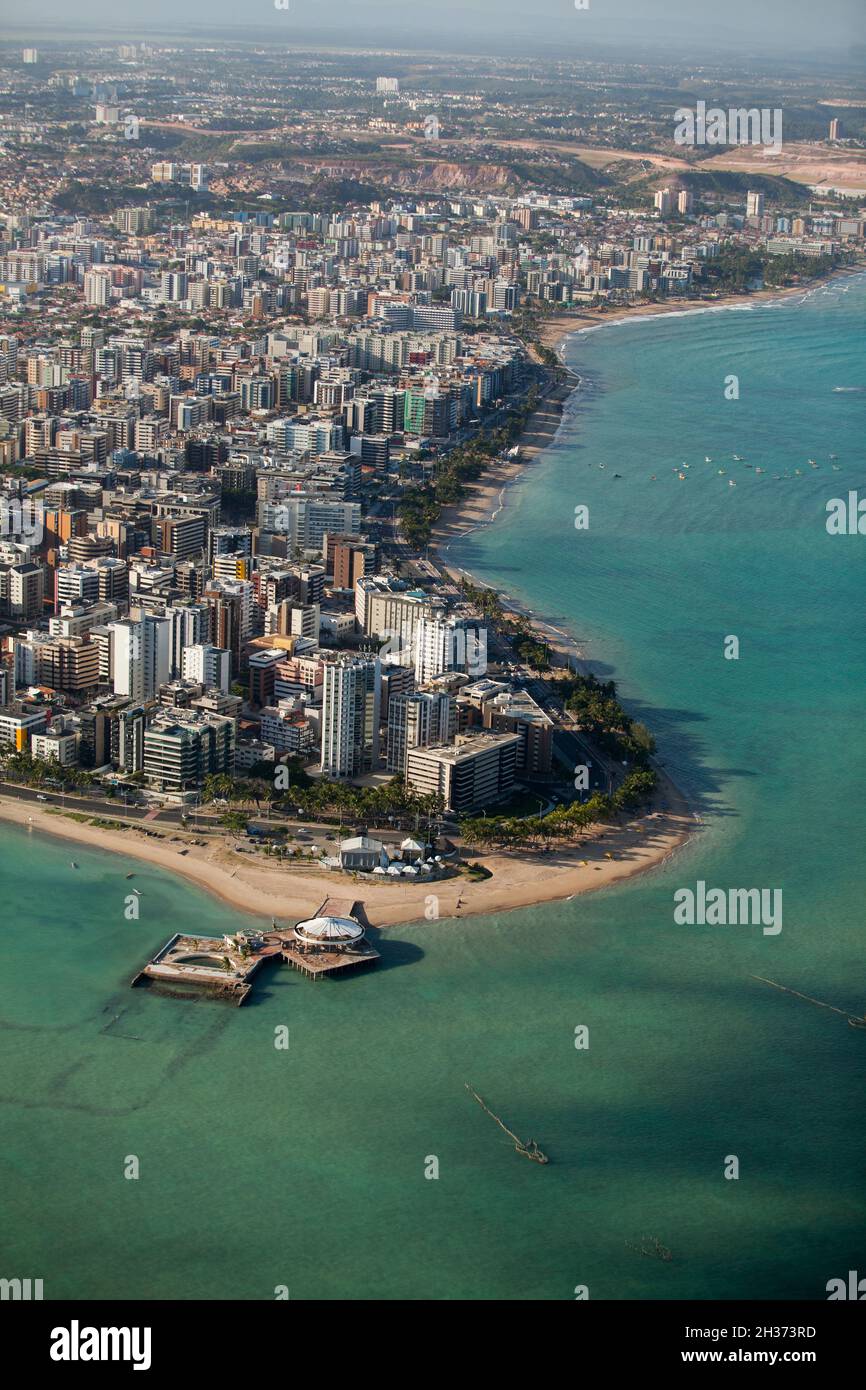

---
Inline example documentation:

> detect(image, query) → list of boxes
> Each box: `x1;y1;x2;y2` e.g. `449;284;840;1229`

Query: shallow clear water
2;275;865;1300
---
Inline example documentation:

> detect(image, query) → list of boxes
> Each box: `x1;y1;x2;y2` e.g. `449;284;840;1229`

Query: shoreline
536;262;866;356
431;261;866;582
14;273;856;931
0;790;694;930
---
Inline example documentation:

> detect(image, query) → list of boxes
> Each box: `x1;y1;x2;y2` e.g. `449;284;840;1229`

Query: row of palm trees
0;749;98;793
201;771;445;832
461;770;657;851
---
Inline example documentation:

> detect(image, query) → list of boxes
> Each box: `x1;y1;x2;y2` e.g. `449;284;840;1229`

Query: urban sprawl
0;40;863;869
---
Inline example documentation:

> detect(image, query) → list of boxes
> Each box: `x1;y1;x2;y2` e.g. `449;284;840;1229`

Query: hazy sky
4;0;866;57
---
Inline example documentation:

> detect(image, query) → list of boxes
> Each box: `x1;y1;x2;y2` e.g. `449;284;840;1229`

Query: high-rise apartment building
181;644;231;693
386;690;455;775
110;615;171;702
320;654;381;777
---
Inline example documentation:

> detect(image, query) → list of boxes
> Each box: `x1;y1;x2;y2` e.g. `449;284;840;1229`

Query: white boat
70;861;79;869
705;456;712;462
728;480;737;487
733;454;744;461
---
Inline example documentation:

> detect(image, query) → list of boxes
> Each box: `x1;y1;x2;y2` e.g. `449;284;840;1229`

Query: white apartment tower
181;644;231;693
166;603;210;678
110;616;170;702
414;614;487;685
386;690;455;775
320;654;381;778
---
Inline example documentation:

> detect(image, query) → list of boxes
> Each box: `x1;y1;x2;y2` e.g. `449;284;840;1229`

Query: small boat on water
677;472;686;480
70;861;79;869
718;468;726;475
755;467;764;474
728;480;737;487
126;873;135;879
613;472;622;478
848;1016;866;1030
705;455;712;462
131;888;141;897
733;454;744;461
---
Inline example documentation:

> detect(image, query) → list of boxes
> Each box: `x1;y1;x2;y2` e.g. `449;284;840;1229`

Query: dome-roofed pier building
132;899;379;1000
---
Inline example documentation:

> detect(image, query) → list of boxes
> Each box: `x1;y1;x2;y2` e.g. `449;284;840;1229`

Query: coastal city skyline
0;0;864;1349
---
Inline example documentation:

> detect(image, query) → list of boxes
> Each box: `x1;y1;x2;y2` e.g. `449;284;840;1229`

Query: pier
267;900;380;981
131;901;379;1003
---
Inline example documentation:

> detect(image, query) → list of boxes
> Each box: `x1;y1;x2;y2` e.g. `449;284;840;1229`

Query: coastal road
0;782;182;823
552;730;620;796
0;782;448;847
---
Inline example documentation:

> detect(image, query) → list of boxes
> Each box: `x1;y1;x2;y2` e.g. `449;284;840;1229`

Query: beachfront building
481;689;554;776
143;710;235;791
320;653;381;777
31;728;79;765
338;835;388;872
405;730;521;814
0;702;49;750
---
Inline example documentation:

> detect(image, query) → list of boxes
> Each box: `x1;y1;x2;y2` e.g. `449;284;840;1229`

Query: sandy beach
0;784;694;930
15;283;807;934
432;376;575;566
0;330;701;932
432;262;866;572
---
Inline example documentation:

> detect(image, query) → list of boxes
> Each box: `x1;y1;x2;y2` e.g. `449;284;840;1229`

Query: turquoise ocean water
2;275;864;1300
